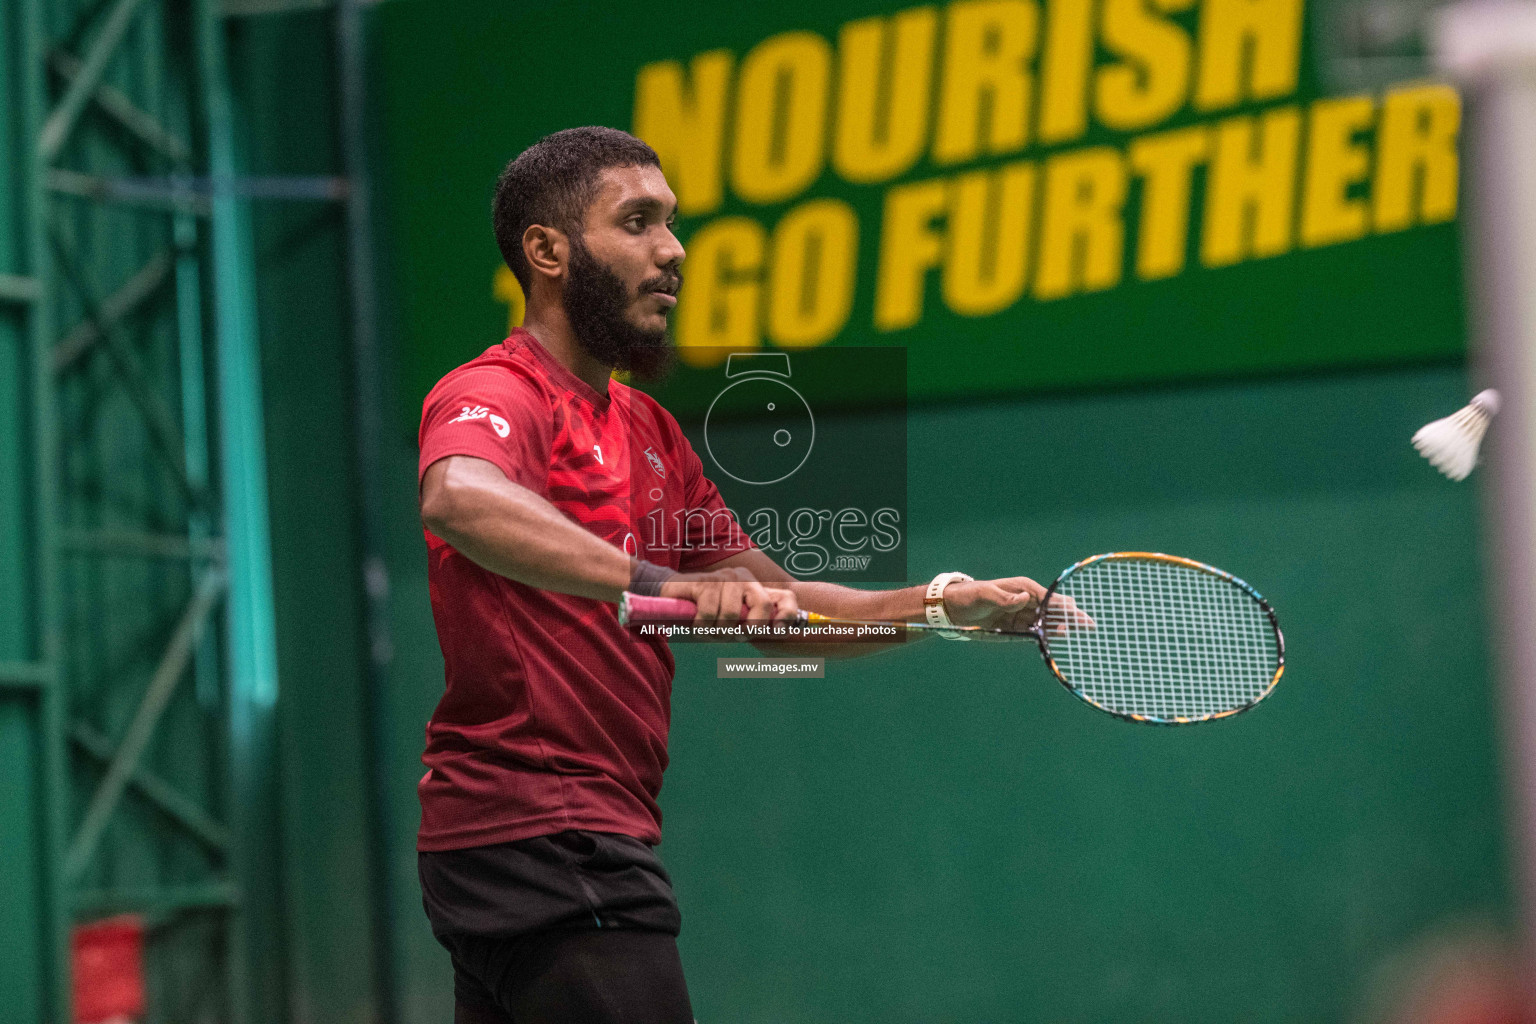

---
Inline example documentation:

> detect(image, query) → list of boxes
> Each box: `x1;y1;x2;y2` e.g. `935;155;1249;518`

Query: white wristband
924;572;974;640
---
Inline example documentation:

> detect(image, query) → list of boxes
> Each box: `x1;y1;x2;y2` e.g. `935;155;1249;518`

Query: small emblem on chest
644;447;666;479
593;444;604;465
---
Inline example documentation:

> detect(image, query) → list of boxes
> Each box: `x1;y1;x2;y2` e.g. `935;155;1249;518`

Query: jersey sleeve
676;434;755;572
418;367;552;491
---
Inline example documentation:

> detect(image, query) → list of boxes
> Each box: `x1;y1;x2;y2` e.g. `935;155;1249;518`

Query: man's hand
660;566;801;627
942;576;1092;639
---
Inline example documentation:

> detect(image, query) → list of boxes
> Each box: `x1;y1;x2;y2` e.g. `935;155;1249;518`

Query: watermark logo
640;346;907;584
741;505;902;576
704;353;816;486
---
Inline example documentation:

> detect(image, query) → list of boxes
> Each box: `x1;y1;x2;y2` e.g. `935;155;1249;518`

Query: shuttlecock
1412;389;1500;481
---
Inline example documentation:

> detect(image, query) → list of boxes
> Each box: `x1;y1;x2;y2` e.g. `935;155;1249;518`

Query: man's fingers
949;575;1100;636
999;576;1046;599
692;577;739;623
742;584;800;625
1041;595;1095;635
670;571;799;629
769;587;800;623
691;581;720;624
741;583;775;624
1063;595;1095;628
719;582;746;623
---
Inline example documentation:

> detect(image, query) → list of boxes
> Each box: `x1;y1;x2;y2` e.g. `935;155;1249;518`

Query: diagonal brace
50;49;192;165
64;570;226;882
71;719;230;854
52;247;174;373
50;230;198;500
38;0;150;162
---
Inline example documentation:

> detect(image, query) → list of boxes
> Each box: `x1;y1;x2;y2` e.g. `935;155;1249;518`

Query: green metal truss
0;0;293;1019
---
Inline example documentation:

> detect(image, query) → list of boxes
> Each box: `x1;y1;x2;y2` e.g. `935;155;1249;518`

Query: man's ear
523;224;566;282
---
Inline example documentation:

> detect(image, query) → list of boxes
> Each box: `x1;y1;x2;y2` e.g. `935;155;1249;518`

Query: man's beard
563;232;678;381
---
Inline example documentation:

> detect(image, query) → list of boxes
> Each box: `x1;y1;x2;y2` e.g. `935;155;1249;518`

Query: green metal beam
197;2;284;1019
0;663;53;690
46;168;210;216
48;169;348;204
73;881;240;921
57;529;223;561
336;0;400;1014
21;0;70;1015
0;274;39;304
173;204;219;715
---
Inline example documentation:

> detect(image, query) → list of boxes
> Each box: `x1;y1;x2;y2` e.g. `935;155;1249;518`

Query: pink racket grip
618;592;698;626
618;591;813;628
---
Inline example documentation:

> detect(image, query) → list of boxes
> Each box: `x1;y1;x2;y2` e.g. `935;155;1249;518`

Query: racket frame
1034;551;1286;725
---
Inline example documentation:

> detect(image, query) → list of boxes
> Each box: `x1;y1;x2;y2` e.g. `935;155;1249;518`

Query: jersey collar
506;329;613;411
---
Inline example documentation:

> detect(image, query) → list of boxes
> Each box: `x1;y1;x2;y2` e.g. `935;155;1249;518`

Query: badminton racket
619;552;1285;725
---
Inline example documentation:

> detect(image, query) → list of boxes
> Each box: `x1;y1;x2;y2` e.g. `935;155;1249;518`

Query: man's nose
658;229;685;267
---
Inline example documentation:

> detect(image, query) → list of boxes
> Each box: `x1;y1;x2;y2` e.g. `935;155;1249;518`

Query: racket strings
1047;558;1280;721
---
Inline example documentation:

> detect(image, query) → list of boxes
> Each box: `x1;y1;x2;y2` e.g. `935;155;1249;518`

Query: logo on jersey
450;405;509;438
644;447;666;479
593;444;604;465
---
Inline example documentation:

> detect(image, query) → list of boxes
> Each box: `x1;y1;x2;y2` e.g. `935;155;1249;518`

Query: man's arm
707;550;925;618
422;455;632;601
420;455;799;622
703;549;928;658
706;548;1058;657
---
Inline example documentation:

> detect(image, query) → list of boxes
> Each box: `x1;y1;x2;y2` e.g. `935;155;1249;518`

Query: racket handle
618;591;809;627
619;593;699;624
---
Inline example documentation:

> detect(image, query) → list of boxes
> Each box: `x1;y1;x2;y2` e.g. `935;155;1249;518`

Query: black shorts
419;830;693;1024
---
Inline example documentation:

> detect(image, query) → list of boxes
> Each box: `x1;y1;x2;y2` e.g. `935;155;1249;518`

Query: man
416;126;1057;1023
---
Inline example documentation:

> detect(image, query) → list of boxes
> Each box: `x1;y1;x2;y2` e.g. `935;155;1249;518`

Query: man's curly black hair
492;126;661;294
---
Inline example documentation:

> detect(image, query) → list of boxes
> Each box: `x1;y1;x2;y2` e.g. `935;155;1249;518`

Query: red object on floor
72;915;145;1024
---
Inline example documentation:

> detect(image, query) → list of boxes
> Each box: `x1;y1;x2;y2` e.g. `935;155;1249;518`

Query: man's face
561;164;684;379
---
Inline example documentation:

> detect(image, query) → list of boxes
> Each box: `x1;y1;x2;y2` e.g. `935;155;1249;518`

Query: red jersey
416;330;752;851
